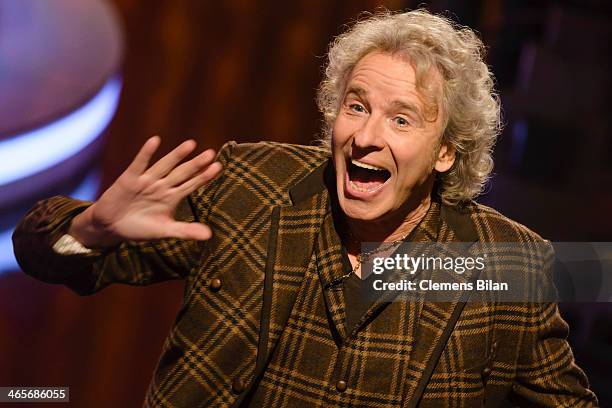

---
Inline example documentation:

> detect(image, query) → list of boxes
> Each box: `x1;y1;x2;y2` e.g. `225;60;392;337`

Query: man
13;9;597;407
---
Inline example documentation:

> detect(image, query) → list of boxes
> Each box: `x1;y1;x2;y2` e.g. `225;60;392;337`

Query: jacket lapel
402;204;483;406
313;208;351;342
258;161;331;360
327;198;482;404
296;162;354;344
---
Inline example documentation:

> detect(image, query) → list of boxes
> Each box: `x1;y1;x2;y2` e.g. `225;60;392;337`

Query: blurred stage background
1;0;611;406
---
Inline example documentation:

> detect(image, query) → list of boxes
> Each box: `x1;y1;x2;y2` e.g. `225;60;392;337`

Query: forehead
349;52;417;87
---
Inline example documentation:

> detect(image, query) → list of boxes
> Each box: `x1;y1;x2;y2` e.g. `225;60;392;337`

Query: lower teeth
349;180;384;193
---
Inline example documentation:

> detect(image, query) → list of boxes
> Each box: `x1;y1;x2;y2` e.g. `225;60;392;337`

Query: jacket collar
287;159;330;205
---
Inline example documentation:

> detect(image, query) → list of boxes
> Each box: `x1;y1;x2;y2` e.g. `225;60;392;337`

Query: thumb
166;221;213;241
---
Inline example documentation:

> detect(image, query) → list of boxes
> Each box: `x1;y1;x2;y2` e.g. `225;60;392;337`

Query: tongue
350;166;386;190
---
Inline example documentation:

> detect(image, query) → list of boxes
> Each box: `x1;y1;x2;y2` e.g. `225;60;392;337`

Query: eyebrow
345;86;368;100
344;86;423;117
389;100;422;117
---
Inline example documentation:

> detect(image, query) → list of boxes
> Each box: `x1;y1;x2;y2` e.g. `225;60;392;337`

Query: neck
345;194;432;250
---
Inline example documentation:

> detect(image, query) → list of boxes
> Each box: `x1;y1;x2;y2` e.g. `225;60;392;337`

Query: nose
352;114;385;152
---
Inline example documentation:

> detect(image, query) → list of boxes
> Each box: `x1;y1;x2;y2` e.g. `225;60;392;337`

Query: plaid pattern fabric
13;142;597;407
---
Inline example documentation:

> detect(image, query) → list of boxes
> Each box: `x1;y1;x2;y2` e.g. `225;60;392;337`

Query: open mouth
347;159;391;193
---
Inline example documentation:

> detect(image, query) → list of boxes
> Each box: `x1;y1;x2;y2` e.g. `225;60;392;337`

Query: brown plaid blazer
13;141;597;407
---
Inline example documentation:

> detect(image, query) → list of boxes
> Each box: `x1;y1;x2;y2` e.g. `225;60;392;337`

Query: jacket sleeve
509;302;598;407
509;241;598;406
12;141;235;296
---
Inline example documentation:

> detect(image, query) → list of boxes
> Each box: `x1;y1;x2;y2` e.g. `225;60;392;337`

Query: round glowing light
0;77;122;186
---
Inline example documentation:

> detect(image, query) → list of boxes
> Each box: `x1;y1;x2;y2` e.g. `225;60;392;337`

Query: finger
175;161;223;196
146;139;197;178
164;149;216;187
166;221;213;241
125;136;161;175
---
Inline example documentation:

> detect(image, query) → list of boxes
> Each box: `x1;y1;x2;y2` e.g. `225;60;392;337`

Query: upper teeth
351;159;385;171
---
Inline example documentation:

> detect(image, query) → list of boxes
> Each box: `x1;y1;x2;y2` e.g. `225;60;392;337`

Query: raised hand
69;136;223;248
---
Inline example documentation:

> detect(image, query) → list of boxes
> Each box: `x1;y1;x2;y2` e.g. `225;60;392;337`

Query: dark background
1;0;611;406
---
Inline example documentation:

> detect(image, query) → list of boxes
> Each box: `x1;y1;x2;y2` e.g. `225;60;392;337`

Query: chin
337;194;389;222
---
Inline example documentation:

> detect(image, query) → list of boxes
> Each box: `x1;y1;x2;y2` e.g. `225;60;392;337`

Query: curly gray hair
317;9;501;205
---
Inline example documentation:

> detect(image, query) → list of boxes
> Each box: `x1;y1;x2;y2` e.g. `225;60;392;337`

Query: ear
434;142;455;173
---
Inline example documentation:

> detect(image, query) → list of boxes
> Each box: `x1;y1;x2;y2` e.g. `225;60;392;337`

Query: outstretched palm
70;136;222;247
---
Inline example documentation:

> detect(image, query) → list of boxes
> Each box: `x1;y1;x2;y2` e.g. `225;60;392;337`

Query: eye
393;116;410;127
348;103;366;114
